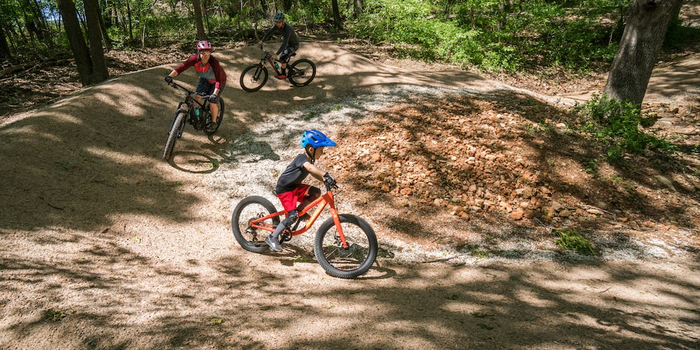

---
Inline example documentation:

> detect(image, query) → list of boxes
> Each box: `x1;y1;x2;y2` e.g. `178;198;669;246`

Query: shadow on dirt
336;90;699;258
1;43;699;349
1;247;697;349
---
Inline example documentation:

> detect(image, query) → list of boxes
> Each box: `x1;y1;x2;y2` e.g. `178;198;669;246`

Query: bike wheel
231;196;280;253
163;111;187;160
240;64;268;92
205;97;225;135
314;214;378;279
288;59;316;87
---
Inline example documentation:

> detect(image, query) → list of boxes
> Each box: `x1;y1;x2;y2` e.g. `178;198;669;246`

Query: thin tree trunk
193;0;206;39
56;0;93;86
353;0;363;19
204;2;211;36
84;0;109;83
30;0;50;37
99;3;113;51
332;0;342;30
20;4;38;42
126;0;133;40
0;26;12;61
14;18;27;41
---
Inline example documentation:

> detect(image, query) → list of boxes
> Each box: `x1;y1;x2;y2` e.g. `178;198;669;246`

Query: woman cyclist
165;40;226;128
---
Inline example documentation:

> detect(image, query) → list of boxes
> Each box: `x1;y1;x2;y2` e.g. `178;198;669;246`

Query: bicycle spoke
232;196;280;253
314;215;377;278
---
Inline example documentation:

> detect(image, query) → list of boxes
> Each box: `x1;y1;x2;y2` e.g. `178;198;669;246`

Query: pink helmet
196;40;212;51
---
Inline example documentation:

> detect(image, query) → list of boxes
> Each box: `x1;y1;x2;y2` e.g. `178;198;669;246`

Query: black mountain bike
163;81;225;160
239;46;316;92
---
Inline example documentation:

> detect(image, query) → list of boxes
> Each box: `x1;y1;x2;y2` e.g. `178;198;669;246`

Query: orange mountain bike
231;181;377;279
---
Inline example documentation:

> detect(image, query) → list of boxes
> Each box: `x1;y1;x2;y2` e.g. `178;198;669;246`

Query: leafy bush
574;94;675;159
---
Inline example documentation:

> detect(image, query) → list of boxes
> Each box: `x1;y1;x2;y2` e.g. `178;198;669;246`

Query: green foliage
348;0;622;72
44;308;73;322
583;157;599;177
574;94;675;160
288;0;329;26
554;229;598;256
663;6;700;52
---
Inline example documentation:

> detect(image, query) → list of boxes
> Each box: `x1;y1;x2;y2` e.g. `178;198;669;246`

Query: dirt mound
1;42;699;349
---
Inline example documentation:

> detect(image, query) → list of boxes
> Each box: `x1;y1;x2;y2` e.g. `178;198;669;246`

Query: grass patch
554;228;598;256
44;308;73;322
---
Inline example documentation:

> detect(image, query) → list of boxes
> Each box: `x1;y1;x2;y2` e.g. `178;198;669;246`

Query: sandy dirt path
1;42;698;349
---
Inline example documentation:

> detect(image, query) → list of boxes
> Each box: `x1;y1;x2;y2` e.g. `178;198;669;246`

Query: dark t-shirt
275;153;310;194
262;23;299;54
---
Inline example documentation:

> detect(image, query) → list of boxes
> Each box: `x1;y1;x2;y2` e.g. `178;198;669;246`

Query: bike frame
259;47;296;77
170;82;211;131
248;190;349;249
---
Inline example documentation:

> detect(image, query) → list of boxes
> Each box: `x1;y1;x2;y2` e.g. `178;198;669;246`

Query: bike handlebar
324;180;339;192
259;45;274;59
167;81;212;99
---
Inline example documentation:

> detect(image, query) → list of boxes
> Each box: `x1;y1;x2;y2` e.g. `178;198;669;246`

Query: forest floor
1;19;700;350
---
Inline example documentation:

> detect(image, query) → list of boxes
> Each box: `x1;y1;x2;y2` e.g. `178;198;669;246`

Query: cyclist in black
258;12;299;79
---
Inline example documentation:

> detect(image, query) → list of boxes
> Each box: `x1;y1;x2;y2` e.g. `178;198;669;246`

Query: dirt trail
1;43;698;349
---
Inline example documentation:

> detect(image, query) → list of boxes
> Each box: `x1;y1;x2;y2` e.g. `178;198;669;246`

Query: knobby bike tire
163;111;187;160
240;64;268;92
231;196;280;253
204;97;225;135
314;214;378;279
288;59;316;87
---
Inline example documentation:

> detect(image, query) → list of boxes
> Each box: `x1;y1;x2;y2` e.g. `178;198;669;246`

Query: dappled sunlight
3;124;63;141
515;289;559;308
93;82;157;110
1;40;699;349
2;233;698;349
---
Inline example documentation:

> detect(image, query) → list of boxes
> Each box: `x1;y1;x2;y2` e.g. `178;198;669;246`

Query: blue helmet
301;129;336;149
273;12;285;22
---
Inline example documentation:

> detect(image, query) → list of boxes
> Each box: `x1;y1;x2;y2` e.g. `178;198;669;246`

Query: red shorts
277;185;311;212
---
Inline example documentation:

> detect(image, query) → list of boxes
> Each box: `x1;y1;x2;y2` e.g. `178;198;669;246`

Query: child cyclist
266;129;337;252
165;40;226;129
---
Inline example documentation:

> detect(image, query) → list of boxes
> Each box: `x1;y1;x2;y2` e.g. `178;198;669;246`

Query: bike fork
330;209;349;249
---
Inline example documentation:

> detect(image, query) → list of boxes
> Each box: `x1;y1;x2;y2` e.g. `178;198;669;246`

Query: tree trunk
29;0;50;38
283;0;292;12
603;0;684;108
496;0;507;30
84;0;109;83
332;0;342;30
193;0;206;40
20;4;39;42
0;26;11;61
353;0;363;19
56;0;93;86
99;3;113;51
126;0;133;40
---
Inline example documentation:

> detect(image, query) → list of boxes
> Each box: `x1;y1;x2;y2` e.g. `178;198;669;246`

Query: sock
270;210;297;239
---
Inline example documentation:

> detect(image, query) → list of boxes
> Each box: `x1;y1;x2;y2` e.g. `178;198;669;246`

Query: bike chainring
280;229;293;243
